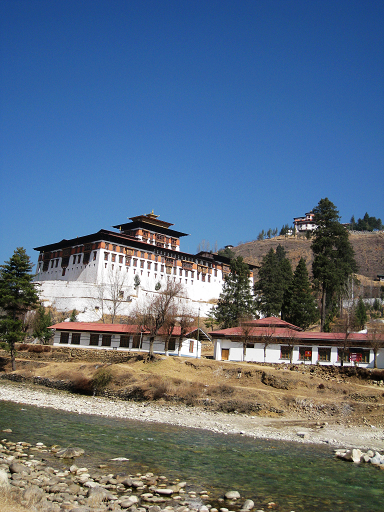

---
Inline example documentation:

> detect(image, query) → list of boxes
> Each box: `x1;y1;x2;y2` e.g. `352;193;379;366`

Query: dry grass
16;344;51;353
0;491;29;512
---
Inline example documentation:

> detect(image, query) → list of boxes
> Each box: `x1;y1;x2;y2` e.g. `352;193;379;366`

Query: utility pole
196;307;200;359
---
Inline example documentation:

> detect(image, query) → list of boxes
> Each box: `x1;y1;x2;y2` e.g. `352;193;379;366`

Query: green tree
257;230;265;241
69;309;78;322
353;213;382;231
355;297;367;330
282;258;319;329
0;248;40;370
218;247;235;259
32;305;53;344
311;198;358;331
255;246;292;317
212;256;256;328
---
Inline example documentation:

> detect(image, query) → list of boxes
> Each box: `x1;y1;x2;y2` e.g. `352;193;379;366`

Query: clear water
0;400;383;512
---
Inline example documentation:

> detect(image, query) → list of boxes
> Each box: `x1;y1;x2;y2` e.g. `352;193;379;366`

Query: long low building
210;317;384;368
48;322;210;358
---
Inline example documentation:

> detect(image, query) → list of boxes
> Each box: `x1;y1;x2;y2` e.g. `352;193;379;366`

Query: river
0;400;383;511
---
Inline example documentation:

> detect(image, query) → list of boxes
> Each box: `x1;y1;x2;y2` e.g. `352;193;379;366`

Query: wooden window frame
71;333;81;345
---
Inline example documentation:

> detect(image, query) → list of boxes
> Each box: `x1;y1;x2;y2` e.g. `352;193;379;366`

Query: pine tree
213;257;256;328
355;297;367;330
32;306;53;344
282;258;319;329
0;248;40;370
255;246;292;317
311;198;358;332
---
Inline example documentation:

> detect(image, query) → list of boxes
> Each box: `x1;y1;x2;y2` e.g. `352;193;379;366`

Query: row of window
59;332;195;353
104;252;218;276
279;346;370;363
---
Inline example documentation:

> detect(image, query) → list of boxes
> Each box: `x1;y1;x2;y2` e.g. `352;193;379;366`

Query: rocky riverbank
0;435;260;512
1;380;384;452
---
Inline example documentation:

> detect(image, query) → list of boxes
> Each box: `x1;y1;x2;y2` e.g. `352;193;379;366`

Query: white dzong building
34;212;255;319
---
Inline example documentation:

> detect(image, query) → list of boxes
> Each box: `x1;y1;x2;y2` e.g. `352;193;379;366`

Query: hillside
233;231;384;285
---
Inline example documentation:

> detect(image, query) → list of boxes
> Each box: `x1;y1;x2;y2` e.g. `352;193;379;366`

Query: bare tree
90;268;128;323
177;302;195;356
239;317;253;361
261;324;275;363
162;302;178;355
367;325;384;369
135;281;183;358
333;306;357;367
283;329;297;364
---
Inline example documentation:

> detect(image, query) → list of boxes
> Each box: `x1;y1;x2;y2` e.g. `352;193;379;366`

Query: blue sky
1;0;383;268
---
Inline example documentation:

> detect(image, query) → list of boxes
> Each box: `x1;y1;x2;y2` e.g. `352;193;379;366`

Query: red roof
48;322;199;337
242;317;302;331
209;324;371;343
49;322;139;334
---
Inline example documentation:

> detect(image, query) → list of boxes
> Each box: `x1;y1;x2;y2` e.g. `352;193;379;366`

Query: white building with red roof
48;321;210;358
293;211;317;233
210;317;384;368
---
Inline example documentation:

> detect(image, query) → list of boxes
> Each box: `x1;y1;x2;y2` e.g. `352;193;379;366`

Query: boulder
154;487;174;495
241;499;255;511
9;462;30;474
225;491;240;500
350;449;363;463
121;497;139;509
370;455;382;466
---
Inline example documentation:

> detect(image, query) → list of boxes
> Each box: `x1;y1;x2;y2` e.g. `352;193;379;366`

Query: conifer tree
282;258;318;329
355;297;367;330
212;256;256;328
255;246;292;317
0;248;40;370
311;198;357;331
32;306;53;344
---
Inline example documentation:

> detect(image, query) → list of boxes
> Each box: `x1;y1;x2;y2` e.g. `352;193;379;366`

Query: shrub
71;375;93;394
206;384;235;396
27;345;44;353
91;368;113;393
17;343;30;351
26;345;52;353
318;383;325;390
371;369;384;381
142;376;173;401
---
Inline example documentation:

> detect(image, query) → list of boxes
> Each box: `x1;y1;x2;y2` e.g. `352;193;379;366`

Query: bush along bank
0;433;262;512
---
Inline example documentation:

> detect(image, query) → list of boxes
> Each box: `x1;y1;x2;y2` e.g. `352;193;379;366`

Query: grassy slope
2;350;384;427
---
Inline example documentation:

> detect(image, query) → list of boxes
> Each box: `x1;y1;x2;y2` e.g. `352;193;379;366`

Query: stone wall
0;346;141;364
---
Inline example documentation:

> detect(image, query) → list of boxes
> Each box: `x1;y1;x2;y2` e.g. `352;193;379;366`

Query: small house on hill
48;322;209;358
210;317;384;368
